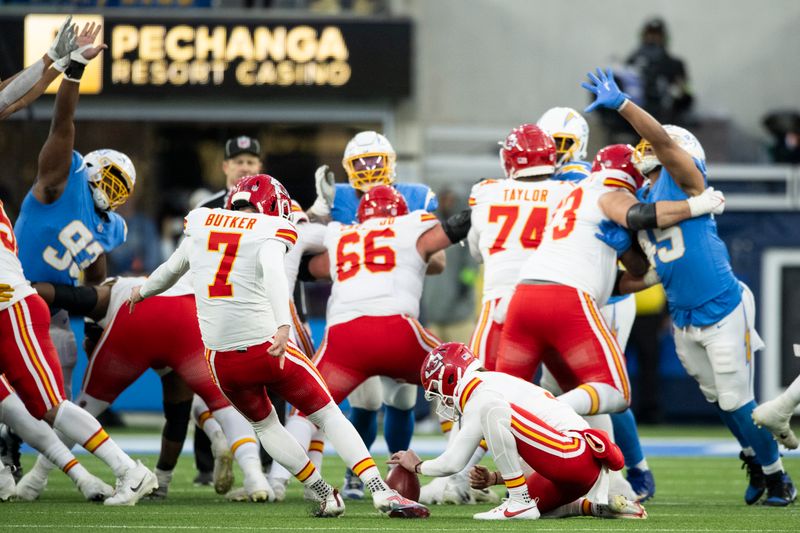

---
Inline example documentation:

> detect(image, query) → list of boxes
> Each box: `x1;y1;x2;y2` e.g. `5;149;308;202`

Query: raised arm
34;22;106;204
598;188;724;231
581;67;704;196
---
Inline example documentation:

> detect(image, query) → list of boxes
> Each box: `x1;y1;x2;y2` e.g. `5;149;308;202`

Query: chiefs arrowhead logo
423;353;444;380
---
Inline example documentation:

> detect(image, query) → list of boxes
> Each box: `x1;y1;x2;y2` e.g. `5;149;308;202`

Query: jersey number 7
208;231;242;298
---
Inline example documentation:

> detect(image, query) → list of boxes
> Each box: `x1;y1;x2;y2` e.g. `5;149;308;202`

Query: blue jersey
553;160;591;183
637;161;741;327
331;182;438;224
15;151;127;285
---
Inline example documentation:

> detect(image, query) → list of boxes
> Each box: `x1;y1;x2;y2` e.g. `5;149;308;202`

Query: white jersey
284;222;326;292
520;173;622;306
151;207;297;351
0;202;36;312
100;275;193;329
467;178;575;301
324;210;439;327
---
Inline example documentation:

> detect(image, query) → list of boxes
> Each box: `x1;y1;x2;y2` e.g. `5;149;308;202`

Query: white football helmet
633;125;706;176
84;149;136;211
536;107;590;166
342;131;396;192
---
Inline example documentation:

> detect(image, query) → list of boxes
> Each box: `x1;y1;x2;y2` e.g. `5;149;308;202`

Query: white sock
763;458;784;475
559;383;627;416
155;467;173;489
780;374;800;407
74;392;110;418
53;401;135;477
634;459;649;471
307;403;386;493
480;403;530;504
307;429;326;471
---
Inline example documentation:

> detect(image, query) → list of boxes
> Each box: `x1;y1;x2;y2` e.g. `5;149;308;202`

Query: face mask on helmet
634;125;705;177
84;149;136;211
342;131;397;192
536;107;589;166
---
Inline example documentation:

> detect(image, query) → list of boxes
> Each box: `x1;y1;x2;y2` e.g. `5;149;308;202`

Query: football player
753;372;800;450
306;130;438;499
538;107;655;501
0;16;76;121
277;185;468;493
494;137;725;416
390;343;646;520
0;200;156;506
129;175;428;518
17;277;270;502
582;67;796;505
5;21;133;481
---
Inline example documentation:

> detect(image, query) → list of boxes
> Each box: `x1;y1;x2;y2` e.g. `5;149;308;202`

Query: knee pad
707;344;751;412
163;399;192;442
348;378;383;411
381;380;417;410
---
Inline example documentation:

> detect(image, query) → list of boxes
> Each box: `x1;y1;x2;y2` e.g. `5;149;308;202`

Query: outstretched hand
387;449;422;473
581;68;630;113
72;22;107;63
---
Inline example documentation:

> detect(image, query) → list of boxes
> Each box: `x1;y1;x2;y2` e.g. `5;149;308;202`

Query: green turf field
2;429;798;532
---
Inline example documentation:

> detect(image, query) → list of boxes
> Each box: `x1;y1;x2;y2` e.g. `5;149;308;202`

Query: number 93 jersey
519;175;621;306
182;207;298;351
468;178;575;302
636;162;740;328
14;151;127;285
324;210;439;327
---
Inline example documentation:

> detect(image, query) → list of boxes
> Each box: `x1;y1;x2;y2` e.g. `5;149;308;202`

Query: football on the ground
386;465;420;501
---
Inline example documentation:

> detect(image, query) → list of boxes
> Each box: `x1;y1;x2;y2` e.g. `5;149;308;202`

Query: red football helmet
591;144;645;193
499;123;557;179
356;185;409;223
421;342;482;420
227;174;292;219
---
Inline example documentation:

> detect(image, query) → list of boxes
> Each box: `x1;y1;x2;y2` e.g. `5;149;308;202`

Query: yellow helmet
84;149;136;210
342;131;396;192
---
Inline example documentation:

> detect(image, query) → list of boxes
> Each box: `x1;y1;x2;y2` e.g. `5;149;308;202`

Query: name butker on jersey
323;210;439;327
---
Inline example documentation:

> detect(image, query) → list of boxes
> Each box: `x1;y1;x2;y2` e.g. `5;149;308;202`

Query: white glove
315;165;336;207
687;186;725;217
491;294;512;325
643;268;661;287
47;16;76;62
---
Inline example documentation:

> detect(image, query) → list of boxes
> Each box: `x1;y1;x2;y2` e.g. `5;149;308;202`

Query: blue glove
581;68;631;113
595;220;632;255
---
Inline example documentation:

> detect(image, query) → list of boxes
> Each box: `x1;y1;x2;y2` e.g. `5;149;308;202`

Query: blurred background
1;0;799;428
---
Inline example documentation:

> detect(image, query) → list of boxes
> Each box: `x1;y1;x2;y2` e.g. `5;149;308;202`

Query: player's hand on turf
468;465;496;490
387;449;422;473
72;21;107;64
127;285;144;313
0;283;13;303
581;68;630;112
314;165;336;207
595;219;632;255
47;15;76;62
687;186;725;217
268;325;290;369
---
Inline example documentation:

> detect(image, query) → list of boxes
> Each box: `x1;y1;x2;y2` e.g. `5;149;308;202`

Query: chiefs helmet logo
424;353;445;380
503;132;519;150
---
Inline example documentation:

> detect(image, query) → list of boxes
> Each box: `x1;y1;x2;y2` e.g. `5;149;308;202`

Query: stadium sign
12;14;411;98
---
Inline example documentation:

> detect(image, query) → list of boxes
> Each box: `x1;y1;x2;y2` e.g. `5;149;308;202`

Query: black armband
625;202;658;231
442;208;472;244
52;284;98;315
611;270;626;297
64;60;86;83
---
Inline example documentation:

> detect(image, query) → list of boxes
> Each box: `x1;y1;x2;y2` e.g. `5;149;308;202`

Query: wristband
617;98;630;111
64;60;86;83
414;461;423;474
643;269;661;287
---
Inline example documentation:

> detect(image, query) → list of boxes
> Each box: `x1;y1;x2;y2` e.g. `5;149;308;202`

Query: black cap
643;17;666;34
224;136;261;159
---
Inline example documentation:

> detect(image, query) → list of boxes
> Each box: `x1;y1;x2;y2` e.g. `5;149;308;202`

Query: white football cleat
314;488;345;517
104;461;158;506
303;484;320;502
244;472;274;502
372;489;430;518
608;469;638;501
270;478;288;502
418;476;447;505
210;431;234;495
0;465;15;501
442;472;475;505
594;494;648;519
473;498;540;520
14;465;48;501
471;487;500;504
76;473;113;502
753;399;799;450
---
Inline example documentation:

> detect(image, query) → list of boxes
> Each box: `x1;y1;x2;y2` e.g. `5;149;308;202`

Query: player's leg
1;296;156;506
207;344;341;511
190;395;234;494
554;291;630;415
601;296;655;502
753;372;800;449
342;376;383;499
48;310;77;399
470;298;503;371
0;378;112;501
495;285;550;381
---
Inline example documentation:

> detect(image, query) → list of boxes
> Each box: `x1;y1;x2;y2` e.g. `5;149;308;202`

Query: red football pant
496;285;630;409
207;339;332;422
469;298;503;371
83;295;228;412
509;403;619;514
0;295;65;419
313;315;441;404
